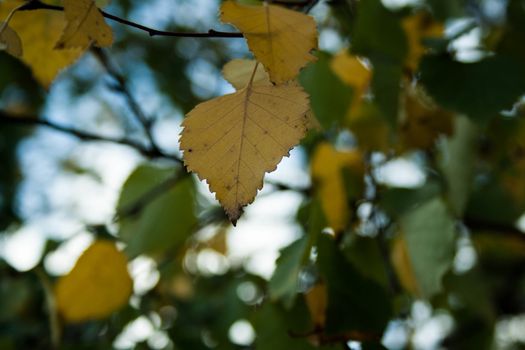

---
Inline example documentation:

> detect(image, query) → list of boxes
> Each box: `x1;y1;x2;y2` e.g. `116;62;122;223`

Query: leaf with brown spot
180;64;310;222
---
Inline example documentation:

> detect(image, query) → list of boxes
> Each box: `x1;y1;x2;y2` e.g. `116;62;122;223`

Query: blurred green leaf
269;236;309;308
317;234;392;335
299;52;353;128
420;54;525;122
117;164;196;257
400;197;456;298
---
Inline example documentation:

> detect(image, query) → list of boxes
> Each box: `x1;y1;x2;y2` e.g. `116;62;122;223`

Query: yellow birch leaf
391;236;420;295
180;74;310;223
331;50;371;115
402;12;443;71
223;58;272;90
221;1;317;84
55;240;133;322
55;0;113;49
305;283;327;327
0;0;83;87
311;142;363;232
0;22;22;57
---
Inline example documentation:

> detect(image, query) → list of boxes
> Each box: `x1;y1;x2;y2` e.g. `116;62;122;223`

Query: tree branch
18;0;243;38
0;110;183;164
92;47;163;154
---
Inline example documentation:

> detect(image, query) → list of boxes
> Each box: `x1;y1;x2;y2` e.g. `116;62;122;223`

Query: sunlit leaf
221;1;317;84
55;0;113;49
0;0;83;86
402;12;443;71
180;79;309;222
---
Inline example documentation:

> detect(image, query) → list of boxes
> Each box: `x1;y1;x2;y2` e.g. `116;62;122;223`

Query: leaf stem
0;109;183;164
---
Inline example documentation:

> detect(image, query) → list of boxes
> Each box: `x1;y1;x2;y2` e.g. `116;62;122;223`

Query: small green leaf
400;197;456;298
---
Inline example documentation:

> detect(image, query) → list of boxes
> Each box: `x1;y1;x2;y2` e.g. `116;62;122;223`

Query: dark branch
0;110;183;164
92;48;163;154
115;171;187;220
19;0;244;38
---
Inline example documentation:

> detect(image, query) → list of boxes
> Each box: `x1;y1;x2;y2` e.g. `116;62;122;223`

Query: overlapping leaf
55;0;113;49
0;21;22;57
221;1;317;84
0;0;82;86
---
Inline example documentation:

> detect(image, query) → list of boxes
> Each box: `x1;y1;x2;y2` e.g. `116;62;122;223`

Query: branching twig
0;110;183;164
92;48;162;154
115;171;187;220
18;0;243;38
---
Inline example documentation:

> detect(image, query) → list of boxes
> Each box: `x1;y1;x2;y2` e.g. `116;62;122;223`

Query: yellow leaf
180;69;310;222
311;142;363;232
0;21;22;57
391;236;420;295
223;58;272;90
305;283;327;327
346;102;391;152
402;12;443;71
0;0;83;86
55;240;133;322
331;50;371;115
221;1;317;84
400;88;453;150
222;59;320;131
55;0;113;49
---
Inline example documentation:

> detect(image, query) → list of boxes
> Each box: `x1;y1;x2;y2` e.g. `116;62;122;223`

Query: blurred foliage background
1;0;525;349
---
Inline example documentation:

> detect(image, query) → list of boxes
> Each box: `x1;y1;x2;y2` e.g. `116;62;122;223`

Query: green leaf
440;116;479;216
420;54;525;122
351;0;407;125
351;0;407;63
117;164;196;257
317;234;392;335
299;52;353;128
400;197;456;298
268;236;309;308
379;181;441;217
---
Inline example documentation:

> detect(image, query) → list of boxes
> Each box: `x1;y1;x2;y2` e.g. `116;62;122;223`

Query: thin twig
0;110;183;164
115;171;187;220
92;48;162;154
35;268;61;349
18;0;243;38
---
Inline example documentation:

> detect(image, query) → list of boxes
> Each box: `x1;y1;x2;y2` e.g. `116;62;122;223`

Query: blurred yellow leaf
391;236;420;295
305;283;327;327
0;21;22;57
0;0;82;86
346;102;391;152
400;88;453;150
55;0;113;49
223;58;272;90
331;50;371;114
221;1;317;84
311;142;363;232
181;69;310;222
402;12;443;71
55;240;132;323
